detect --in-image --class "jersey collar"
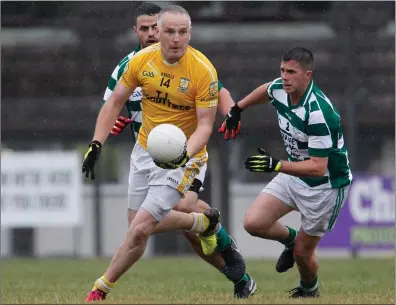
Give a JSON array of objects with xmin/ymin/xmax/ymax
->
[
  {"xmin": 162, "ymin": 59, "xmax": 179, "ymax": 66},
  {"xmin": 134, "ymin": 45, "xmax": 141, "ymax": 53},
  {"xmin": 161, "ymin": 47, "xmax": 189, "ymax": 66},
  {"xmin": 287, "ymin": 79, "xmax": 314, "ymax": 109}
]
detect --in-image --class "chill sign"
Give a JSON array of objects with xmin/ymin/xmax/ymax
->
[{"xmin": 1, "ymin": 151, "xmax": 82, "ymax": 227}]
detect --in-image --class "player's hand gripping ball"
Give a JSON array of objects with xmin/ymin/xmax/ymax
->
[{"xmin": 147, "ymin": 124, "xmax": 190, "ymax": 169}]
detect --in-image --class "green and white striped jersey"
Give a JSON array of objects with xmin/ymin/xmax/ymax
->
[
  {"xmin": 102, "ymin": 45, "xmax": 224, "ymax": 141},
  {"xmin": 267, "ymin": 78, "xmax": 353, "ymax": 189},
  {"xmin": 102, "ymin": 45, "xmax": 143, "ymax": 140}
]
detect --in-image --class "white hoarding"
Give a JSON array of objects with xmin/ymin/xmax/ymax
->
[{"xmin": 1, "ymin": 151, "xmax": 82, "ymax": 227}]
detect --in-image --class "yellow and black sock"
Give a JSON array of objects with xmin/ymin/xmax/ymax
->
[{"xmin": 188, "ymin": 212, "xmax": 209, "ymax": 233}]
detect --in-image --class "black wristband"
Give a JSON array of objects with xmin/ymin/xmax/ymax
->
[{"xmin": 90, "ymin": 140, "xmax": 102, "ymax": 148}]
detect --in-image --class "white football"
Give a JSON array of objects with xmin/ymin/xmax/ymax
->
[{"xmin": 147, "ymin": 124, "xmax": 187, "ymax": 164}]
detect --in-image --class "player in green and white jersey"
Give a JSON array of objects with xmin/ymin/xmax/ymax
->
[
  {"xmin": 220, "ymin": 47, "xmax": 352, "ymax": 298},
  {"xmin": 102, "ymin": 44, "xmax": 143, "ymax": 140},
  {"xmin": 101, "ymin": 3, "xmax": 256, "ymax": 299}
]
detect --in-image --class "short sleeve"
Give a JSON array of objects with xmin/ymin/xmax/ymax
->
[
  {"xmin": 267, "ymin": 78, "xmax": 283, "ymax": 100},
  {"xmin": 120, "ymin": 57, "xmax": 139, "ymax": 89},
  {"xmin": 307, "ymin": 101, "xmax": 332, "ymax": 157},
  {"xmin": 101, "ymin": 64, "xmax": 121, "ymax": 106},
  {"xmin": 218, "ymin": 80, "xmax": 223, "ymax": 91},
  {"xmin": 196, "ymin": 70, "xmax": 219, "ymax": 108}
]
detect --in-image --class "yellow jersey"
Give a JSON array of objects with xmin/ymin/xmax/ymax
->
[{"xmin": 120, "ymin": 43, "xmax": 218, "ymax": 157}]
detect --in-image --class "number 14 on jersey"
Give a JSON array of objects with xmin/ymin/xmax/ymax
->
[{"xmin": 160, "ymin": 77, "xmax": 170, "ymax": 88}]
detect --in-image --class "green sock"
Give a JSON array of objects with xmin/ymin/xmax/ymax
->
[
  {"xmin": 216, "ymin": 224, "xmax": 232, "ymax": 250},
  {"xmin": 238, "ymin": 274, "xmax": 249, "ymax": 283},
  {"xmin": 300, "ymin": 276, "xmax": 318, "ymax": 291},
  {"xmin": 280, "ymin": 226, "xmax": 297, "ymax": 247},
  {"xmin": 220, "ymin": 267, "xmax": 250, "ymax": 284}
]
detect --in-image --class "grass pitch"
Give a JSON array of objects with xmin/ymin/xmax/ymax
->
[{"xmin": 2, "ymin": 257, "xmax": 394, "ymax": 304}]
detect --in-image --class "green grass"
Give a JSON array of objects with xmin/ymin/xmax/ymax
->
[{"xmin": 2, "ymin": 257, "xmax": 394, "ymax": 304}]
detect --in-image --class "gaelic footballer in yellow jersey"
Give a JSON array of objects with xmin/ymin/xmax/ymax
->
[
  {"xmin": 81, "ymin": 5, "xmax": 255, "ymax": 302},
  {"xmin": 82, "ymin": 7, "xmax": 223, "ymax": 301},
  {"xmin": 120, "ymin": 42, "xmax": 219, "ymax": 158}
]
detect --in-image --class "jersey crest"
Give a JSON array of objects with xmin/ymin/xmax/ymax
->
[
  {"xmin": 178, "ymin": 77, "xmax": 190, "ymax": 93},
  {"xmin": 209, "ymin": 81, "xmax": 218, "ymax": 97}
]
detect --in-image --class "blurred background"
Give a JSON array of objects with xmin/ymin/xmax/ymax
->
[{"xmin": 1, "ymin": 1, "xmax": 395, "ymax": 260}]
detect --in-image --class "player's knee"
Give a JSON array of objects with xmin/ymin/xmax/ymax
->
[
  {"xmin": 243, "ymin": 214, "xmax": 262, "ymax": 236},
  {"xmin": 197, "ymin": 199, "xmax": 210, "ymax": 211},
  {"xmin": 293, "ymin": 243, "xmax": 304, "ymax": 261},
  {"xmin": 173, "ymin": 199, "xmax": 189, "ymax": 213},
  {"xmin": 293, "ymin": 240, "xmax": 314, "ymax": 261},
  {"xmin": 294, "ymin": 230, "xmax": 320, "ymax": 261},
  {"xmin": 141, "ymin": 185, "xmax": 182, "ymax": 221},
  {"xmin": 244, "ymin": 207, "xmax": 274, "ymax": 236},
  {"xmin": 127, "ymin": 222, "xmax": 152, "ymax": 246},
  {"xmin": 174, "ymin": 192, "xmax": 198, "ymax": 213}
]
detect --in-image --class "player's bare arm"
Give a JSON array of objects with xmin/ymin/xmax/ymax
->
[
  {"xmin": 277, "ymin": 156, "xmax": 328, "ymax": 177},
  {"xmin": 219, "ymin": 82, "xmax": 272, "ymax": 140},
  {"xmin": 218, "ymin": 87, "xmax": 235, "ymax": 116},
  {"xmin": 237, "ymin": 82, "xmax": 272, "ymax": 109},
  {"xmin": 82, "ymin": 81, "xmax": 136, "ymax": 180},
  {"xmin": 93, "ymin": 82, "xmax": 135, "ymax": 145},
  {"xmin": 186, "ymin": 106, "xmax": 217, "ymax": 158}
]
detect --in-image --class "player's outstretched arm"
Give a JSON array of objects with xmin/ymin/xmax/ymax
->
[
  {"xmin": 187, "ymin": 106, "xmax": 217, "ymax": 158},
  {"xmin": 219, "ymin": 82, "xmax": 271, "ymax": 140},
  {"xmin": 237, "ymin": 82, "xmax": 271, "ymax": 110},
  {"xmin": 82, "ymin": 82, "xmax": 135, "ymax": 180},
  {"xmin": 101, "ymin": 63, "xmax": 133, "ymax": 136}
]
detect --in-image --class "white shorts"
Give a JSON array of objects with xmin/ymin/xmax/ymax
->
[
  {"xmin": 128, "ymin": 142, "xmax": 208, "ymax": 211},
  {"xmin": 262, "ymin": 173, "xmax": 350, "ymax": 237}
]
